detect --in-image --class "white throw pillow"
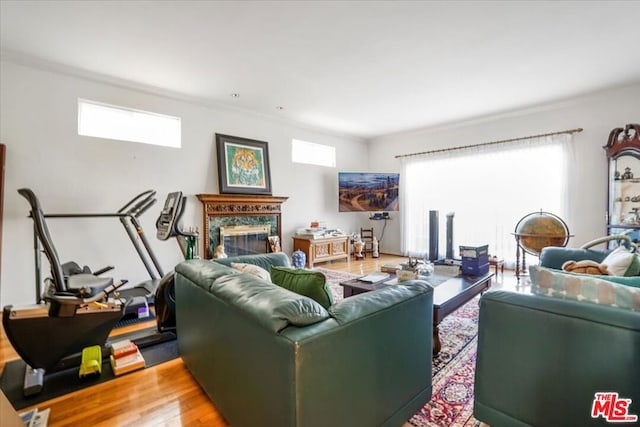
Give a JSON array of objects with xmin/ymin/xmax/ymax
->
[
  {"xmin": 601, "ymin": 246, "xmax": 640, "ymax": 277},
  {"xmin": 230, "ymin": 262, "xmax": 271, "ymax": 282}
]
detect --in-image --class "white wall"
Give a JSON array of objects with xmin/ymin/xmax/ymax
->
[
  {"xmin": 368, "ymin": 84, "xmax": 640, "ymax": 256},
  {"xmin": 0, "ymin": 59, "xmax": 368, "ymax": 306}
]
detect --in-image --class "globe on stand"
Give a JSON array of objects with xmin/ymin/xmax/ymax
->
[{"xmin": 512, "ymin": 211, "xmax": 572, "ymax": 279}]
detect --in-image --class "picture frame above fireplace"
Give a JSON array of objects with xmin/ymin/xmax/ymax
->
[{"xmin": 216, "ymin": 133, "xmax": 272, "ymax": 195}]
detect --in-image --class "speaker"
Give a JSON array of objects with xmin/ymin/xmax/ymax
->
[
  {"xmin": 446, "ymin": 212, "xmax": 455, "ymax": 259},
  {"xmin": 429, "ymin": 210, "xmax": 439, "ymax": 261}
]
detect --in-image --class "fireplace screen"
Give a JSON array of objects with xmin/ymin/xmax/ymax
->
[{"xmin": 219, "ymin": 225, "xmax": 270, "ymax": 257}]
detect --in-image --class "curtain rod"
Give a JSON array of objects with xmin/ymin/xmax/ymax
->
[{"xmin": 394, "ymin": 127, "xmax": 583, "ymax": 159}]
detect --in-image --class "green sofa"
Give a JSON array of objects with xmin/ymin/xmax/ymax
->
[
  {"xmin": 175, "ymin": 253, "xmax": 434, "ymax": 427},
  {"xmin": 474, "ymin": 246, "xmax": 640, "ymax": 426}
]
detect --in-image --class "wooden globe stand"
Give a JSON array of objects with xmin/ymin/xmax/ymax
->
[{"xmin": 512, "ymin": 211, "xmax": 572, "ymax": 280}]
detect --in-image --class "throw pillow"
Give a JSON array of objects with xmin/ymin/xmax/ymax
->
[
  {"xmin": 230, "ymin": 262, "xmax": 271, "ymax": 282},
  {"xmin": 529, "ymin": 265, "xmax": 640, "ymax": 312},
  {"xmin": 601, "ymin": 246, "xmax": 640, "ymax": 277},
  {"xmin": 270, "ymin": 266, "xmax": 334, "ymax": 309}
]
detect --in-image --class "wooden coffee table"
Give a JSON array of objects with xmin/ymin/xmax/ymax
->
[{"xmin": 340, "ymin": 272, "xmax": 493, "ymax": 355}]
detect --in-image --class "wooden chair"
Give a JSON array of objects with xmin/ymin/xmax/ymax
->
[{"xmin": 360, "ymin": 228, "xmax": 374, "ymax": 257}]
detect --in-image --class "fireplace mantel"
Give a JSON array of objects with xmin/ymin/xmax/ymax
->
[{"xmin": 197, "ymin": 194, "xmax": 288, "ymax": 258}]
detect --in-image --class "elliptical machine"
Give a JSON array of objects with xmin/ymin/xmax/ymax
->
[
  {"xmin": 43, "ymin": 190, "xmax": 164, "ymax": 310},
  {"xmin": 4, "ymin": 190, "xmax": 196, "ymax": 396},
  {"xmin": 154, "ymin": 191, "xmax": 198, "ymax": 333},
  {"xmin": 3, "ymin": 189, "xmax": 126, "ymax": 396},
  {"xmin": 38, "ymin": 190, "xmax": 197, "ymax": 320}
]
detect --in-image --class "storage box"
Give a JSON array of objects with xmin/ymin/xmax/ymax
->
[
  {"xmin": 461, "ymin": 261, "xmax": 490, "ymax": 276},
  {"xmin": 459, "ymin": 244, "xmax": 489, "ymax": 259},
  {"xmin": 461, "ymin": 255, "xmax": 489, "ymax": 267}
]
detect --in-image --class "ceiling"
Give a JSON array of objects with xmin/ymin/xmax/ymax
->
[{"xmin": 2, "ymin": 1, "xmax": 640, "ymax": 139}]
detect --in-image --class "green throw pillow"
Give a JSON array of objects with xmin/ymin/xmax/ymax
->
[{"xmin": 270, "ymin": 267, "xmax": 334, "ymax": 309}]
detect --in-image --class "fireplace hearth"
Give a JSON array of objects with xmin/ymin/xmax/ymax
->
[{"xmin": 197, "ymin": 194, "xmax": 288, "ymax": 258}]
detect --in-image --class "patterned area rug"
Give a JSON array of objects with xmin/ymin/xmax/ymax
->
[
  {"xmin": 314, "ymin": 267, "xmax": 360, "ymax": 303},
  {"xmin": 410, "ymin": 298, "xmax": 479, "ymax": 427},
  {"xmin": 315, "ymin": 267, "xmax": 479, "ymax": 427}
]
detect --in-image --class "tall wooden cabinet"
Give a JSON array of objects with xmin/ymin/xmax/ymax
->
[{"xmin": 605, "ymin": 124, "xmax": 640, "ymax": 241}]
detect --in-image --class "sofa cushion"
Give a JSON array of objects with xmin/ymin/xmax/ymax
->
[
  {"xmin": 210, "ymin": 273, "xmax": 329, "ymax": 331},
  {"xmin": 175, "ymin": 259, "xmax": 239, "ymax": 292},
  {"xmin": 539, "ymin": 247, "xmax": 608, "ymax": 270},
  {"xmin": 270, "ymin": 267, "xmax": 334, "ymax": 309},
  {"xmin": 214, "ymin": 252, "xmax": 291, "ymax": 271},
  {"xmin": 529, "ymin": 265, "xmax": 640, "ymax": 312},
  {"xmin": 231, "ymin": 262, "xmax": 271, "ymax": 282},
  {"xmin": 601, "ymin": 246, "xmax": 640, "ymax": 276}
]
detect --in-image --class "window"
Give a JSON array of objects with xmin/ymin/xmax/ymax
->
[
  {"xmin": 78, "ymin": 99, "xmax": 181, "ymax": 148},
  {"xmin": 291, "ymin": 139, "xmax": 336, "ymax": 167},
  {"xmin": 401, "ymin": 133, "xmax": 572, "ymax": 265}
]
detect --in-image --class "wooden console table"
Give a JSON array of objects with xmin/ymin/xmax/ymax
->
[{"xmin": 292, "ymin": 235, "xmax": 349, "ymax": 268}]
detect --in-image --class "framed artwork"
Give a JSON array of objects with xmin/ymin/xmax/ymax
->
[{"xmin": 216, "ymin": 133, "xmax": 272, "ymax": 195}]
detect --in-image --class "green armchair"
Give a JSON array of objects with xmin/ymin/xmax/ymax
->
[
  {"xmin": 474, "ymin": 238, "xmax": 640, "ymax": 426},
  {"xmin": 538, "ymin": 235, "xmax": 640, "ymax": 288}
]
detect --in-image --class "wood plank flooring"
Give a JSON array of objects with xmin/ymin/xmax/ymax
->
[{"xmin": 1, "ymin": 254, "xmax": 516, "ymax": 425}]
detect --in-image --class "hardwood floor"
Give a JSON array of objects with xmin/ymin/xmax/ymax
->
[{"xmin": 1, "ymin": 254, "xmax": 520, "ymax": 425}]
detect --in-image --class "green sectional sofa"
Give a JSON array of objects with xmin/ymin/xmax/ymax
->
[
  {"xmin": 175, "ymin": 253, "xmax": 434, "ymax": 427},
  {"xmin": 474, "ymin": 246, "xmax": 640, "ymax": 426}
]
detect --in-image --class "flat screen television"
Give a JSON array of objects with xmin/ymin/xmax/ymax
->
[{"xmin": 338, "ymin": 172, "xmax": 400, "ymax": 212}]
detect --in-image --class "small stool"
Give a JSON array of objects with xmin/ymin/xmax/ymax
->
[{"xmin": 489, "ymin": 258, "xmax": 504, "ymax": 276}]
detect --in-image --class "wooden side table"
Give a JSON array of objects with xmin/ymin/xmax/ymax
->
[
  {"xmin": 489, "ymin": 258, "xmax": 504, "ymax": 276},
  {"xmin": 292, "ymin": 235, "xmax": 349, "ymax": 268}
]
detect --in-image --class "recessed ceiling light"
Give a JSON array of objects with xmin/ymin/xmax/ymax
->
[{"xmin": 230, "ymin": 93, "xmax": 240, "ymax": 98}]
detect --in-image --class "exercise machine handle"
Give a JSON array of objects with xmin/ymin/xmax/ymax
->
[
  {"xmin": 45, "ymin": 280, "xmax": 128, "ymax": 305},
  {"xmin": 118, "ymin": 190, "xmax": 156, "ymax": 216}
]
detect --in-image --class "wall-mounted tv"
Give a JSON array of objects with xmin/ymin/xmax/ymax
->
[{"xmin": 338, "ymin": 172, "xmax": 400, "ymax": 212}]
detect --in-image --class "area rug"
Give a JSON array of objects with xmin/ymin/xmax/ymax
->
[
  {"xmin": 315, "ymin": 267, "xmax": 480, "ymax": 427},
  {"xmin": 314, "ymin": 267, "xmax": 361, "ymax": 303},
  {"xmin": 410, "ymin": 297, "xmax": 479, "ymax": 427}
]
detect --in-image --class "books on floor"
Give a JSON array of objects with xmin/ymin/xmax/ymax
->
[
  {"xmin": 20, "ymin": 407, "xmax": 50, "ymax": 427},
  {"xmin": 110, "ymin": 339, "xmax": 138, "ymax": 358},
  {"xmin": 109, "ymin": 339, "xmax": 146, "ymax": 376}
]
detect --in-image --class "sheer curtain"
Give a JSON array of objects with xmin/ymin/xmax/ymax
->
[{"xmin": 401, "ymin": 133, "xmax": 573, "ymax": 265}]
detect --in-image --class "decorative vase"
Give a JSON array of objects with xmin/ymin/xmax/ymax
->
[{"xmin": 292, "ymin": 250, "xmax": 306, "ymax": 268}]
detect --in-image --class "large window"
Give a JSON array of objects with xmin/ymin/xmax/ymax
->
[
  {"xmin": 291, "ymin": 139, "xmax": 336, "ymax": 167},
  {"xmin": 78, "ymin": 99, "xmax": 181, "ymax": 148},
  {"xmin": 401, "ymin": 134, "xmax": 572, "ymax": 264}
]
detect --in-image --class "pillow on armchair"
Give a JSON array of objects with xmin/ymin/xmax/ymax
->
[{"xmin": 601, "ymin": 246, "xmax": 640, "ymax": 277}]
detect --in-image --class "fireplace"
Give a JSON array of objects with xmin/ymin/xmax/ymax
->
[
  {"xmin": 197, "ymin": 194, "xmax": 288, "ymax": 258},
  {"xmin": 220, "ymin": 225, "xmax": 270, "ymax": 257}
]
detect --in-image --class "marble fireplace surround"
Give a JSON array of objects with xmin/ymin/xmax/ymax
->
[{"xmin": 197, "ymin": 194, "xmax": 288, "ymax": 259}]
